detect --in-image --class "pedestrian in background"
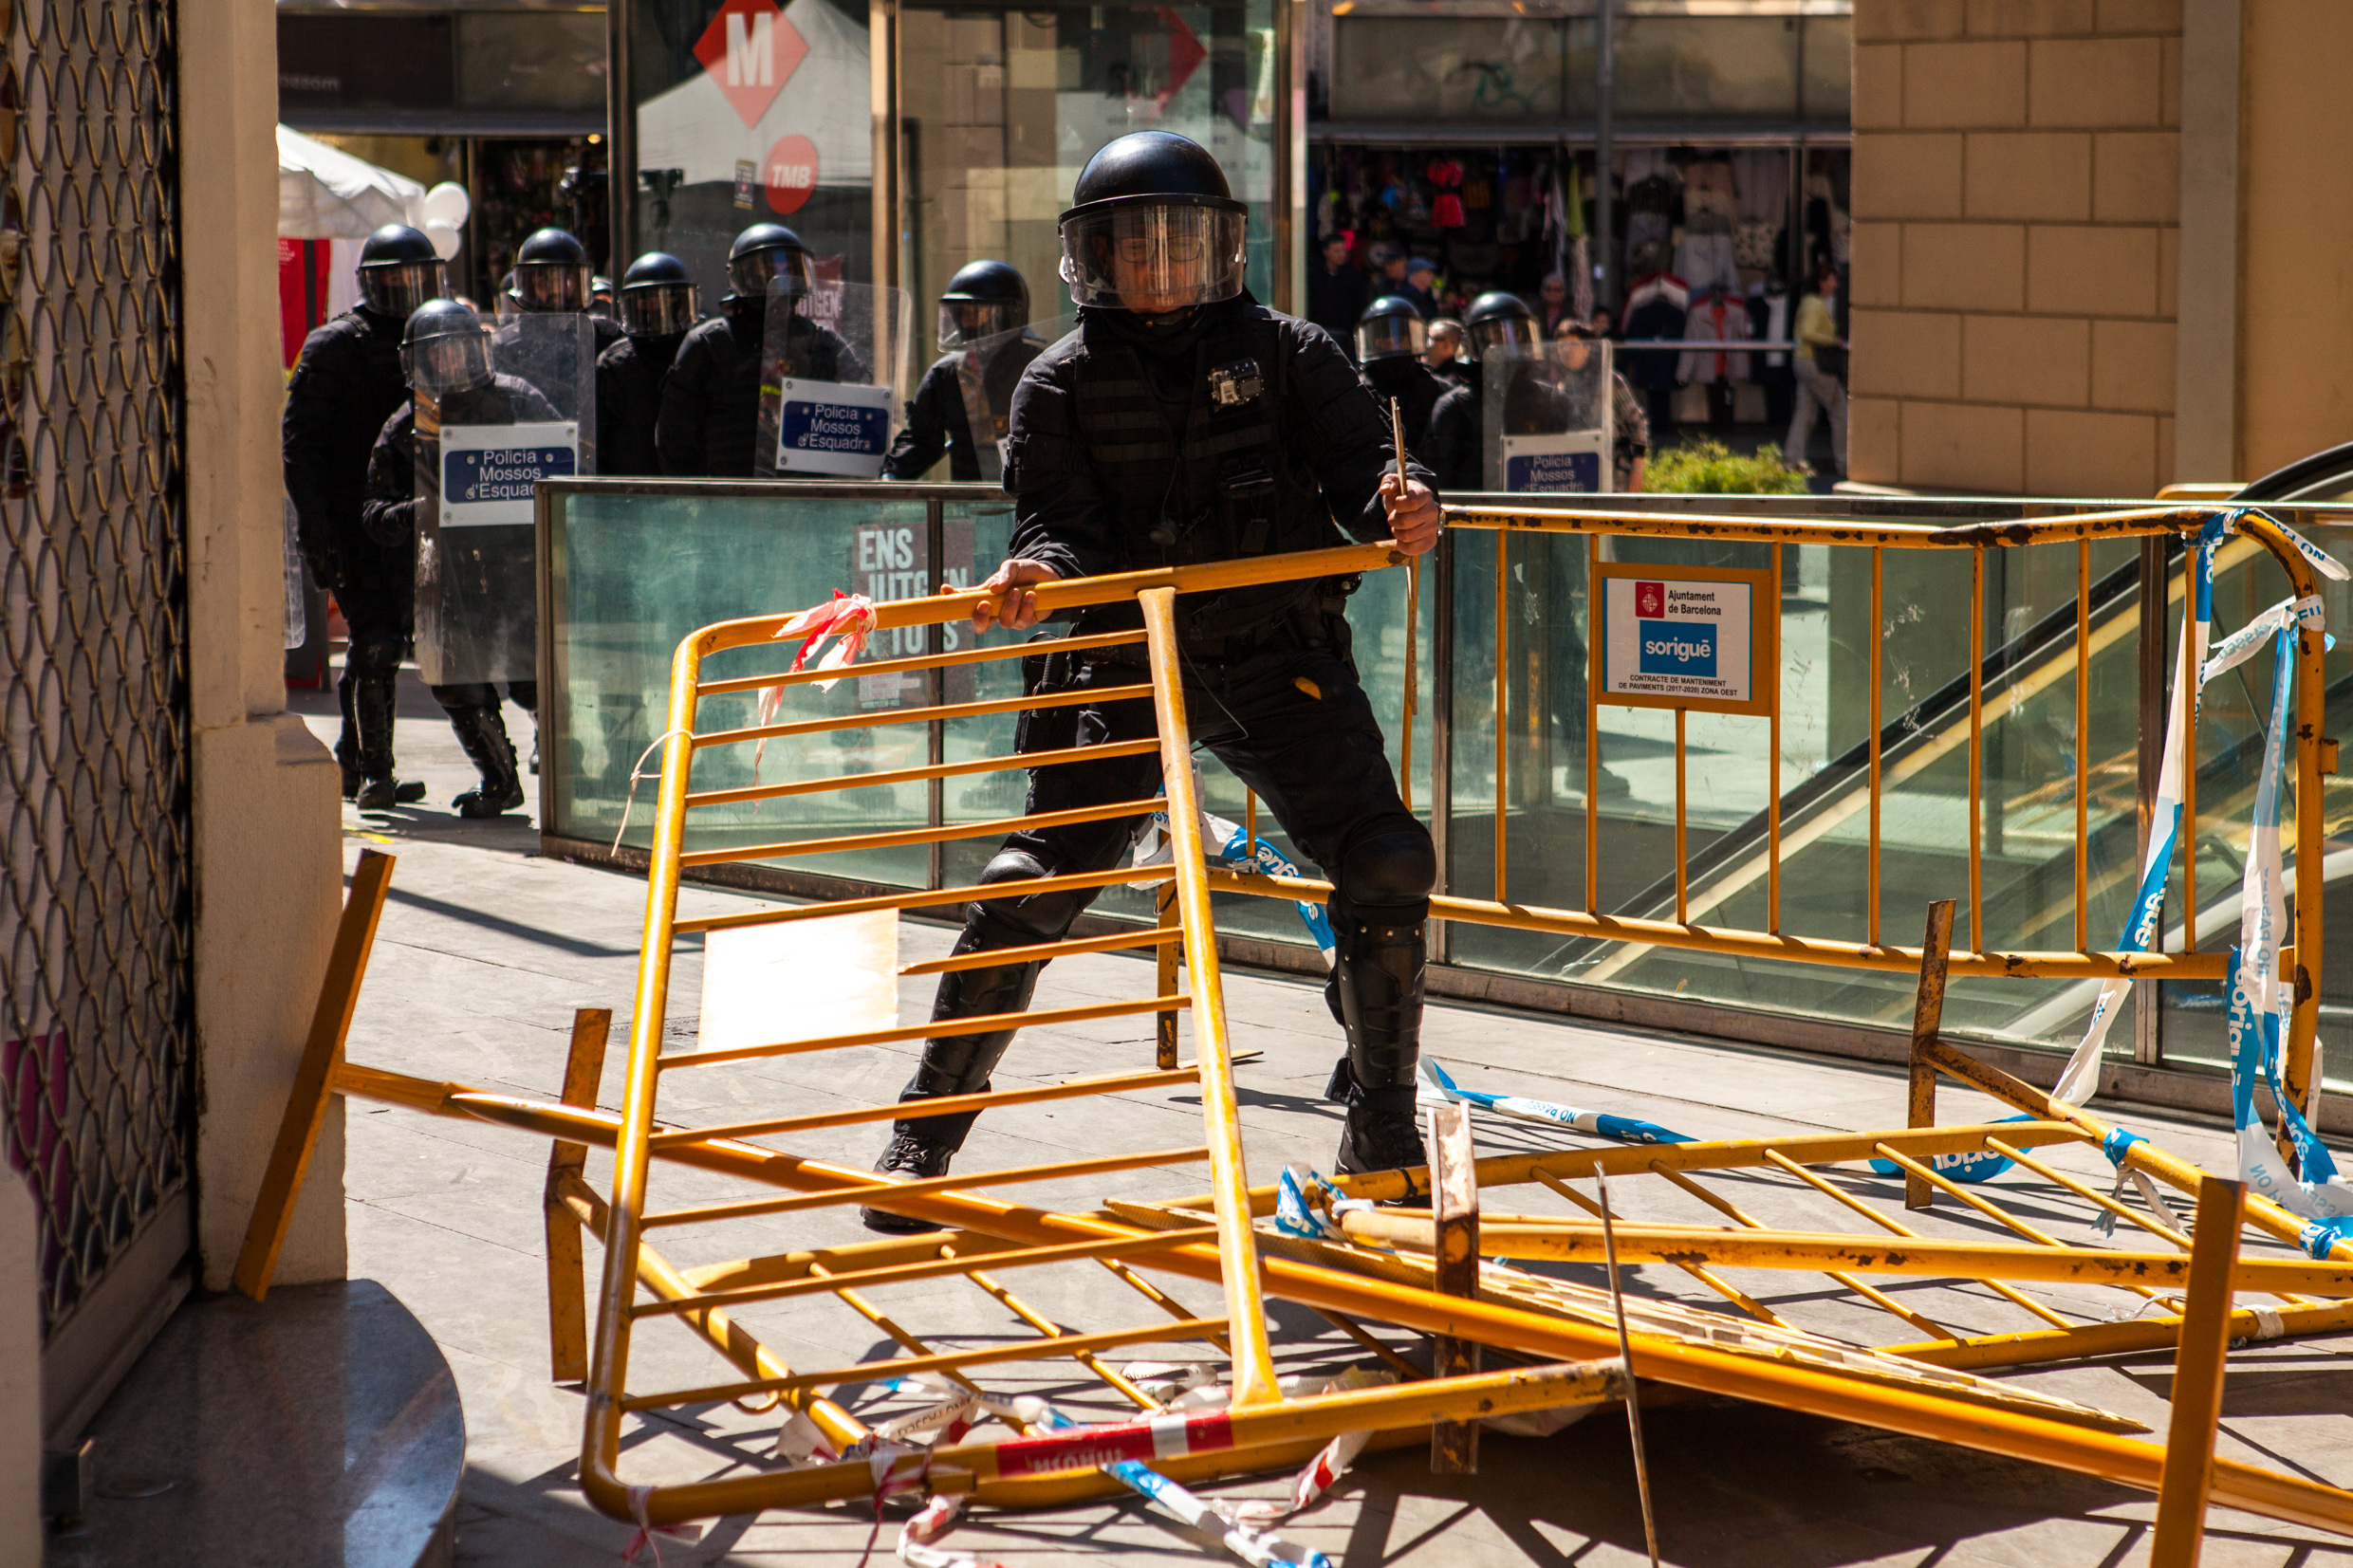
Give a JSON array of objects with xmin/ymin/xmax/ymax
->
[
  {"xmin": 1426, "ymin": 319, "xmax": 1469, "ymax": 390},
  {"xmin": 1788, "ymin": 262, "xmax": 1846, "ymax": 479},
  {"xmin": 1401, "ymin": 257, "xmax": 1439, "ymax": 320},
  {"xmin": 1561, "ymin": 323, "xmax": 1648, "ymax": 493},
  {"xmin": 1306, "ymin": 231, "xmax": 1368, "ymax": 356},
  {"xmin": 1534, "ymin": 272, "xmax": 1574, "ymax": 337}
]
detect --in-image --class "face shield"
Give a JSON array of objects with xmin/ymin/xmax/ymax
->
[
  {"xmin": 937, "ymin": 300, "xmax": 1021, "ymax": 351},
  {"xmin": 1467, "ymin": 315, "xmax": 1540, "ymax": 361},
  {"xmin": 1355, "ymin": 312, "xmax": 1427, "ymax": 363},
  {"xmin": 359, "ymin": 260, "xmax": 447, "ymax": 321},
  {"xmin": 1057, "ymin": 202, "xmax": 1246, "ymax": 312},
  {"xmin": 511, "ymin": 262, "xmax": 590, "ymax": 313},
  {"xmin": 400, "ymin": 326, "xmax": 491, "ymax": 397},
  {"xmin": 621, "ymin": 284, "xmax": 697, "ymax": 337},
  {"xmin": 729, "ymin": 246, "xmax": 815, "ymax": 304}
]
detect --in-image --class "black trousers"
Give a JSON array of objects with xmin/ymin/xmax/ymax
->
[
  {"xmin": 973, "ymin": 639, "xmax": 1432, "ymax": 945},
  {"xmin": 431, "ymin": 680, "xmax": 538, "ymax": 714}
]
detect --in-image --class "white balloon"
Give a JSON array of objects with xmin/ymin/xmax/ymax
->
[
  {"xmin": 423, "ymin": 219, "xmax": 462, "ymax": 262},
  {"xmin": 421, "ymin": 181, "xmax": 471, "ymax": 227}
]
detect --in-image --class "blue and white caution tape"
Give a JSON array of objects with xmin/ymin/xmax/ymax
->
[
  {"xmin": 1416, "ymin": 1059, "xmax": 1695, "ymax": 1145},
  {"xmin": 2084, "ymin": 1125, "xmax": 2188, "ymax": 1239},
  {"xmin": 1274, "ymin": 1165, "xmax": 1373, "ymax": 1242},
  {"xmin": 1105, "ymin": 1460, "xmax": 1335, "ymax": 1568},
  {"xmin": 1136, "ymin": 768, "xmax": 1336, "ymax": 962},
  {"xmin": 1865, "ymin": 1115, "xmax": 2034, "ymax": 1184},
  {"xmin": 2053, "ymin": 507, "xmax": 2343, "ymax": 1109}
]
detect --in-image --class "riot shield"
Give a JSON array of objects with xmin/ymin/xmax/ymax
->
[
  {"xmin": 1480, "ymin": 339, "xmax": 1617, "ymax": 494},
  {"xmin": 413, "ymin": 312, "xmax": 594, "ymax": 686},
  {"xmin": 952, "ymin": 313, "xmax": 1073, "ymax": 485},
  {"xmin": 756, "ymin": 280, "xmax": 914, "ymax": 479}
]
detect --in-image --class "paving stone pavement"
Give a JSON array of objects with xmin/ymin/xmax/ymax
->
[{"xmin": 294, "ymin": 677, "xmax": 2353, "ymax": 1567}]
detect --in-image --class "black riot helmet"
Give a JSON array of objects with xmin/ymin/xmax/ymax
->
[
  {"xmin": 1463, "ymin": 290, "xmax": 1540, "ymax": 360},
  {"xmin": 937, "ymin": 259, "xmax": 1028, "ymax": 350},
  {"xmin": 1057, "ymin": 132, "xmax": 1247, "ymax": 313},
  {"xmin": 398, "ymin": 298, "xmax": 492, "ymax": 397},
  {"xmin": 509, "ymin": 228, "xmax": 593, "ymax": 313},
  {"xmin": 1356, "ymin": 296, "xmax": 1428, "ymax": 363},
  {"xmin": 357, "ymin": 225, "xmax": 446, "ymax": 322},
  {"xmin": 619, "ymin": 251, "xmax": 697, "ymax": 338},
  {"xmin": 726, "ymin": 223, "xmax": 816, "ymax": 309}
]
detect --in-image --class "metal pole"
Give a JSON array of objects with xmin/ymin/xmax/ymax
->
[
  {"xmin": 2150, "ymin": 1176, "xmax": 2247, "ymax": 1567},
  {"xmin": 2136, "ymin": 534, "xmax": 2167, "ymax": 1065},
  {"xmin": 1594, "ymin": 0, "xmax": 1616, "ymax": 311},
  {"xmin": 605, "ymin": 0, "xmax": 633, "ymax": 275}
]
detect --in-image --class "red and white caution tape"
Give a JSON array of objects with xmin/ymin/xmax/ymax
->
[{"xmin": 752, "ymin": 590, "xmax": 877, "ymax": 777}]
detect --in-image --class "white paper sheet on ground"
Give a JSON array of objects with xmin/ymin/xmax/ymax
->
[{"xmin": 697, "ymin": 908, "xmax": 898, "ymax": 1056}]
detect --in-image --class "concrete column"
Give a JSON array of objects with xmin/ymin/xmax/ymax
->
[
  {"xmin": 2172, "ymin": 0, "xmax": 2240, "ymax": 483},
  {"xmin": 178, "ymin": 0, "xmax": 347, "ymax": 1291}
]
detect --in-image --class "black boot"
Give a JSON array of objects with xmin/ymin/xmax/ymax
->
[
  {"xmin": 351, "ymin": 673, "xmax": 426, "ymax": 810},
  {"xmin": 1325, "ymin": 914, "xmax": 1429, "ymax": 1179},
  {"xmin": 447, "ymin": 704, "xmax": 526, "ymax": 818},
  {"xmin": 335, "ymin": 674, "xmax": 362, "ymax": 800},
  {"xmin": 861, "ymin": 932, "xmax": 1044, "ymax": 1233}
]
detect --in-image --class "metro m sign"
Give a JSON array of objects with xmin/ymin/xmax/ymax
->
[{"xmin": 694, "ymin": 0, "xmax": 809, "ymax": 128}]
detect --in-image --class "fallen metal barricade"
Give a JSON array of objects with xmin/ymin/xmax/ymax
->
[{"xmin": 236, "ymin": 519, "xmax": 2353, "ymax": 1558}]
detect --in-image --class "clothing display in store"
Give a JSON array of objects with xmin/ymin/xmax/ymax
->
[{"xmin": 1746, "ymin": 280, "xmax": 1796, "ymax": 431}]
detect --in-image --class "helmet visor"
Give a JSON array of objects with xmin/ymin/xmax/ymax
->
[
  {"xmin": 1468, "ymin": 315, "xmax": 1540, "ymax": 360},
  {"xmin": 360, "ymin": 260, "xmax": 446, "ymax": 321},
  {"xmin": 513, "ymin": 262, "xmax": 590, "ymax": 313},
  {"xmin": 1058, "ymin": 203, "xmax": 1246, "ymax": 312},
  {"xmin": 621, "ymin": 283, "xmax": 697, "ymax": 337},
  {"xmin": 399, "ymin": 328, "xmax": 491, "ymax": 397},
  {"xmin": 937, "ymin": 300, "xmax": 1020, "ymax": 351},
  {"xmin": 730, "ymin": 246, "xmax": 815, "ymax": 302},
  {"xmin": 1355, "ymin": 313, "xmax": 1426, "ymax": 363}
]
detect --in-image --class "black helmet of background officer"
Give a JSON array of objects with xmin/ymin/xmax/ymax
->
[
  {"xmin": 1462, "ymin": 290, "xmax": 1541, "ymax": 361},
  {"xmin": 1356, "ymin": 295, "xmax": 1428, "ymax": 364},
  {"xmin": 508, "ymin": 228, "xmax": 593, "ymax": 314},
  {"xmin": 1057, "ymin": 131, "xmax": 1246, "ymax": 323},
  {"xmin": 936, "ymin": 259, "xmax": 1028, "ymax": 351},
  {"xmin": 723, "ymin": 223, "xmax": 816, "ymax": 328},
  {"xmin": 357, "ymin": 225, "xmax": 446, "ymax": 323},
  {"xmin": 399, "ymin": 299, "xmax": 492, "ymax": 397},
  {"xmin": 619, "ymin": 251, "xmax": 697, "ymax": 338}
]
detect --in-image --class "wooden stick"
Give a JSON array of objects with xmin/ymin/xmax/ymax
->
[
  {"xmin": 232, "ymin": 849, "xmax": 397, "ymax": 1301},
  {"xmin": 1427, "ymin": 1102, "xmax": 1480, "ymax": 1473},
  {"xmin": 1906, "ymin": 899, "xmax": 1955, "ymax": 1211},
  {"xmin": 545, "ymin": 1007, "xmax": 612, "ymax": 1383}
]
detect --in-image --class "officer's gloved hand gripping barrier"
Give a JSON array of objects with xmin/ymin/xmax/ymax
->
[
  {"xmin": 238, "ymin": 508, "xmax": 2353, "ymax": 1560},
  {"xmin": 413, "ymin": 311, "xmax": 595, "ymax": 687}
]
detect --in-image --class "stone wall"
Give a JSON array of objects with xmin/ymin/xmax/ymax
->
[{"xmin": 1848, "ymin": 0, "xmax": 2182, "ymax": 495}]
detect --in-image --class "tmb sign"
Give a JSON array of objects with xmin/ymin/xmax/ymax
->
[{"xmin": 694, "ymin": 0, "xmax": 808, "ymax": 127}]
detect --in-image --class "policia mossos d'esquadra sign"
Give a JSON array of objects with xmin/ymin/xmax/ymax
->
[{"xmin": 1593, "ymin": 563, "xmax": 1775, "ymax": 716}]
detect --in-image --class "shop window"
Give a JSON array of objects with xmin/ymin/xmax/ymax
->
[
  {"xmin": 457, "ymin": 12, "xmax": 610, "ymax": 114},
  {"xmin": 1329, "ymin": 17, "xmax": 1572, "ymax": 123},
  {"xmin": 1613, "ymin": 16, "xmax": 1800, "ymax": 121}
]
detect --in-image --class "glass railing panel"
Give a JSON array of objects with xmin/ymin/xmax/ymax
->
[{"xmin": 545, "ymin": 486, "xmax": 938, "ymax": 889}]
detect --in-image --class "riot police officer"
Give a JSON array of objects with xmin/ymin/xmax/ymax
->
[
  {"xmin": 862, "ymin": 131, "xmax": 1441, "ymax": 1232},
  {"xmin": 1355, "ymin": 295, "xmax": 1448, "ymax": 464},
  {"xmin": 1424, "ymin": 290, "xmax": 1551, "ymax": 493},
  {"xmin": 284, "ymin": 223, "xmax": 444, "ymax": 809},
  {"xmin": 657, "ymin": 223, "xmax": 864, "ymax": 477},
  {"xmin": 881, "ymin": 259, "xmax": 1044, "ymax": 481},
  {"xmin": 597, "ymin": 252, "xmax": 696, "ymax": 478},
  {"xmin": 360, "ymin": 300, "xmax": 560, "ymax": 818},
  {"xmin": 506, "ymin": 227, "xmax": 621, "ymax": 355}
]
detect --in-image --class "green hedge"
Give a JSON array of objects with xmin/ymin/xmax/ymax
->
[{"xmin": 1646, "ymin": 438, "xmax": 1809, "ymax": 495}]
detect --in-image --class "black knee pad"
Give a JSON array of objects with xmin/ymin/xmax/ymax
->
[
  {"xmin": 346, "ymin": 631, "xmax": 406, "ymax": 678},
  {"xmin": 1339, "ymin": 826, "xmax": 1436, "ymax": 911},
  {"xmin": 968, "ymin": 849, "xmax": 1087, "ymax": 945}
]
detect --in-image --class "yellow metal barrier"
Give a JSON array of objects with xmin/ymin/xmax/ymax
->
[{"xmin": 235, "ymin": 506, "xmax": 2353, "ymax": 1553}]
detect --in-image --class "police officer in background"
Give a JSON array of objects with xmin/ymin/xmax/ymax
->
[
  {"xmin": 862, "ymin": 130, "xmax": 1441, "ymax": 1232},
  {"xmin": 658, "ymin": 223, "xmax": 863, "ymax": 477},
  {"xmin": 597, "ymin": 252, "xmax": 696, "ymax": 477},
  {"xmin": 882, "ymin": 260, "xmax": 1043, "ymax": 481},
  {"xmin": 505, "ymin": 228, "xmax": 621, "ymax": 355},
  {"xmin": 1355, "ymin": 295, "xmax": 1447, "ymax": 463},
  {"xmin": 283, "ymin": 223, "xmax": 444, "ymax": 810},
  {"xmin": 360, "ymin": 300, "xmax": 560, "ymax": 819},
  {"xmin": 1424, "ymin": 289, "xmax": 1547, "ymax": 493}
]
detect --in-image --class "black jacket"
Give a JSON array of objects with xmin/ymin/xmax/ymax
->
[
  {"xmin": 1003, "ymin": 296, "xmax": 1429, "ymax": 645},
  {"xmin": 361, "ymin": 375, "xmax": 564, "ymax": 548},
  {"xmin": 882, "ymin": 339, "xmax": 1046, "ymax": 482},
  {"xmin": 1425, "ymin": 379, "xmax": 1482, "ymax": 494},
  {"xmin": 1304, "ymin": 261, "xmax": 1368, "ymax": 354},
  {"xmin": 283, "ymin": 306, "xmax": 411, "ymax": 592},
  {"xmin": 596, "ymin": 332, "xmax": 684, "ymax": 478},
  {"xmin": 656, "ymin": 307, "xmax": 865, "ymax": 477},
  {"xmin": 1361, "ymin": 356, "xmax": 1447, "ymax": 466}
]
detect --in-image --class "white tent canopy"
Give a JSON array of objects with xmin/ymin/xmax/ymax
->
[{"xmin": 278, "ymin": 124, "xmax": 424, "ymax": 240}]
